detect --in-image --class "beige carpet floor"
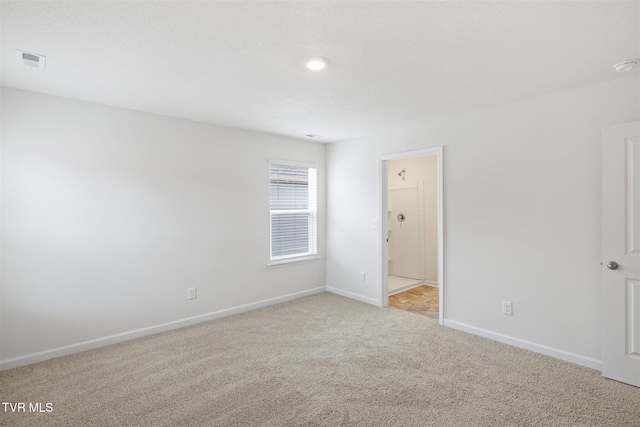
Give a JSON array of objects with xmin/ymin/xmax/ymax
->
[{"xmin": 1, "ymin": 292, "xmax": 639, "ymax": 426}]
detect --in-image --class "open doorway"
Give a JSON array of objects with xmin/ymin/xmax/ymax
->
[{"xmin": 379, "ymin": 147, "xmax": 444, "ymax": 324}]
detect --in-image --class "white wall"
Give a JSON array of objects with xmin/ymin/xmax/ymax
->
[
  {"xmin": 387, "ymin": 156, "xmax": 439, "ymax": 283},
  {"xmin": 0, "ymin": 88, "xmax": 326, "ymax": 365},
  {"xmin": 326, "ymin": 75, "xmax": 639, "ymax": 364}
]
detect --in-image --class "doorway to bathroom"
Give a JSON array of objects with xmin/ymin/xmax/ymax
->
[{"xmin": 379, "ymin": 147, "xmax": 443, "ymax": 324}]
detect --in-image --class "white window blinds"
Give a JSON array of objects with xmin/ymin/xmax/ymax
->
[{"xmin": 269, "ymin": 162, "xmax": 317, "ymax": 262}]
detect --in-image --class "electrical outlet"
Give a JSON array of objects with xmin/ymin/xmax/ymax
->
[
  {"xmin": 188, "ymin": 287, "xmax": 197, "ymax": 300},
  {"xmin": 371, "ymin": 219, "xmax": 378, "ymax": 229},
  {"xmin": 502, "ymin": 301, "xmax": 513, "ymax": 315},
  {"xmin": 359, "ymin": 272, "xmax": 365, "ymax": 282}
]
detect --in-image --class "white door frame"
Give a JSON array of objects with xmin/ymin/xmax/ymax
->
[{"xmin": 378, "ymin": 147, "xmax": 444, "ymax": 325}]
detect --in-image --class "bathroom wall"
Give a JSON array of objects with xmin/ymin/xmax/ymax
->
[{"xmin": 387, "ymin": 156, "xmax": 439, "ymax": 284}]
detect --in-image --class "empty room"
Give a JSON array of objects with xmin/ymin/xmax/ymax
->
[{"xmin": 1, "ymin": 1, "xmax": 639, "ymax": 425}]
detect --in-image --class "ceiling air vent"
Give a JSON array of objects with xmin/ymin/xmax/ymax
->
[{"xmin": 15, "ymin": 50, "xmax": 46, "ymax": 71}]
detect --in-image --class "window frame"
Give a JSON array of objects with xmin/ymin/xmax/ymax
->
[{"xmin": 268, "ymin": 159, "xmax": 319, "ymax": 266}]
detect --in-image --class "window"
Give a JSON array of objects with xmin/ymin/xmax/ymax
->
[{"xmin": 269, "ymin": 161, "xmax": 317, "ymax": 264}]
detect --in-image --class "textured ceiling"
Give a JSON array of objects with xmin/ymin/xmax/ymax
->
[{"xmin": 1, "ymin": 1, "xmax": 639, "ymax": 143}]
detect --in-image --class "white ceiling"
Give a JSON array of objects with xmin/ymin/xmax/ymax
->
[{"xmin": 1, "ymin": 1, "xmax": 638, "ymax": 143}]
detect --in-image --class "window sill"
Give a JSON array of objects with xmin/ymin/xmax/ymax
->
[{"xmin": 268, "ymin": 255, "xmax": 321, "ymax": 268}]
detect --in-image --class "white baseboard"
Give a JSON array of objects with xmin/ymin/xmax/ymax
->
[
  {"xmin": 0, "ymin": 287, "xmax": 325, "ymax": 371},
  {"xmin": 326, "ymin": 286, "xmax": 379, "ymax": 306},
  {"xmin": 443, "ymin": 319, "xmax": 602, "ymax": 371},
  {"xmin": 388, "ymin": 282, "xmax": 423, "ymax": 296},
  {"xmin": 388, "ymin": 280, "xmax": 438, "ymax": 296}
]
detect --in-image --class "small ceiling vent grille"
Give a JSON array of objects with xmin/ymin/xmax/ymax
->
[{"xmin": 15, "ymin": 50, "xmax": 46, "ymax": 71}]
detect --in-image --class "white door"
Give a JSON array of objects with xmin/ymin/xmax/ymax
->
[{"xmin": 602, "ymin": 121, "xmax": 640, "ymax": 387}]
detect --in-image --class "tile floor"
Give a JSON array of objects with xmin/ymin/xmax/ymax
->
[{"xmin": 388, "ymin": 285, "xmax": 439, "ymax": 319}]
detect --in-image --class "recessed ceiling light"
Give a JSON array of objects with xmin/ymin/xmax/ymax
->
[
  {"xmin": 613, "ymin": 59, "xmax": 639, "ymax": 73},
  {"xmin": 306, "ymin": 57, "xmax": 329, "ymax": 71}
]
